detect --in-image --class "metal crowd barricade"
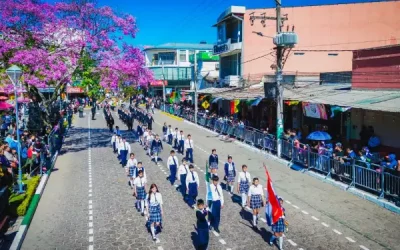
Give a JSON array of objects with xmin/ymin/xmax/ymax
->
[
  {"xmin": 226, "ymin": 124, "xmax": 236, "ymax": 136},
  {"xmin": 280, "ymin": 140, "xmax": 293, "ymax": 160},
  {"xmin": 253, "ymin": 130, "xmax": 265, "ymax": 148},
  {"xmin": 384, "ymin": 171, "xmax": 400, "ymax": 198},
  {"xmin": 353, "ymin": 161, "xmax": 383, "ymax": 195},
  {"xmin": 243, "ymin": 129, "xmax": 255, "ymax": 145},
  {"xmin": 308, "ymin": 151, "xmax": 331, "ymax": 174}
]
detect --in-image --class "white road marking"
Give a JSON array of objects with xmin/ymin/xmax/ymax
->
[
  {"xmin": 287, "ymin": 239, "xmax": 297, "ymax": 246},
  {"xmin": 88, "ymin": 193, "xmax": 92, "ymax": 197},
  {"xmin": 260, "ymin": 218, "xmax": 266, "ymax": 223},
  {"xmin": 212, "ymin": 231, "xmax": 220, "ymax": 237},
  {"xmin": 292, "ymin": 205, "xmax": 299, "ymax": 209},
  {"xmin": 89, "ymin": 216, "xmax": 93, "ymax": 221},
  {"xmin": 299, "ymin": 248, "xmax": 304, "ymax": 250},
  {"xmin": 174, "ymin": 184, "xmax": 179, "ymax": 188},
  {"xmin": 360, "ymin": 245, "xmax": 369, "ymax": 250},
  {"xmin": 333, "ymin": 229, "xmax": 342, "ymax": 235},
  {"xmin": 345, "ymin": 237, "xmax": 356, "ymax": 243},
  {"xmin": 89, "ymin": 236, "xmax": 93, "ymax": 242},
  {"xmin": 89, "ymin": 228, "xmax": 93, "ymax": 235},
  {"xmin": 89, "ymin": 210, "xmax": 93, "ymax": 215},
  {"xmin": 219, "ymin": 239, "xmax": 226, "ymax": 245},
  {"xmin": 286, "ymin": 200, "xmax": 291, "ymax": 204},
  {"xmin": 321, "ymin": 222, "xmax": 329, "ymax": 227},
  {"xmin": 155, "ymin": 238, "xmax": 161, "ymax": 243},
  {"xmin": 301, "ymin": 210, "xmax": 309, "ymax": 215},
  {"xmin": 88, "ymin": 245, "xmax": 93, "ymax": 250},
  {"xmin": 89, "ymin": 205, "xmax": 93, "ymax": 209},
  {"xmin": 89, "ymin": 222, "xmax": 93, "ymax": 227},
  {"xmin": 157, "ymin": 247, "xmax": 164, "ymax": 250},
  {"xmin": 89, "ymin": 189, "xmax": 92, "ymax": 193},
  {"xmin": 89, "ymin": 200, "xmax": 92, "ymax": 204},
  {"xmin": 199, "ymin": 169, "xmax": 204, "ymax": 172},
  {"xmin": 311, "ymin": 216, "xmax": 320, "ymax": 221},
  {"xmin": 89, "ymin": 184, "xmax": 92, "ymax": 188}
]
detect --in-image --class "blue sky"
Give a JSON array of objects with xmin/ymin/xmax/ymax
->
[{"xmin": 99, "ymin": 0, "xmax": 387, "ymax": 47}]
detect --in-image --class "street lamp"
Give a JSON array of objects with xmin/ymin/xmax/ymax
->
[{"xmin": 6, "ymin": 65, "xmax": 24, "ymax": 193}]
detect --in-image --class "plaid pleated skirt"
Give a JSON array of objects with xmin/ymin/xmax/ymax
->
[
  {"xmin": 227, "ymin": 170, "xmax": 235, "ymax": 182},
  {"xmin": 239, "ymin": 180, "xmax": 249, "ymax": 194},
  {"xmin": 271, "ymin": 218, "xmax": 285, "ymax": 233},
  {"xmin": 136, "ymin": 186, "xmax": 146, "ymax": 200},
  {"xmin": 128, "ymin": 166, "xmax": 136, "ymax": 177},
  {"xmin": 148, "ymin": 204, "xmax": 162, "ymax": 223},
  {"xmin": 250, "ymin": 194, "xmax": 262, "ymax": 209},
  {"xmin": 210, "ymin": 162, "xmax": 218, "ymax": 170},
  {"xmin": 153, "ymin": 146, "xmax": 161, "ymax": 153}
]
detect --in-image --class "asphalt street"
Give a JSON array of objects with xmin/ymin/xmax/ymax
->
[{"xmin": 21, "ymin": 108, "xmax": 400, "ymax": 250}]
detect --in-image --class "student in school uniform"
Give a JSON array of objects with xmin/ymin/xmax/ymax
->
[
  {"xmin": 269, "ymin": 198, "xmax": 286, "ymax": 249},
  {"xmin": 146, "ymin": 183, "xmax": 164, "ymax": 241},
  {"xmin": 184, "ymin": 134, "xmax": 194, "ymax": 163},
  {"xmin": 162, "ymin": 122, "xmax": 168, "ymax": 141},
  {"xmin": 178, "ymin": 130, "xmax": 185, "ymax": 154},
  {"xmin": 133, "ymin": 170, "xmax": 147, "ymax": 215},
  {"xmin": 126, "ymin": 153, "xmax": 138, "ymax": 188},
  {"xmin": 137, "ymin": 122, "xmax": 144, "ymax": 144},
  {"xmin": 195, "ymin": 199, "xmax": 210, "ymax": 250},
  {"xmin": 237, "ymin": 164, "xmax": 251, "ymax": 209},
  {"xmin": 208, "ymin": 149, "xmax": 218, "ymax": 170},
  {"xmin": 151, "ymin": 134, "xmax": 163, "ymax": 163},
  {"xmin": 173, "ymin": 128, "xmax": 179, "ymax": 149},
  {"xmin": 224, "ymin": 156, "xmax": 236, "ymax": 194},
  {"xmin": 143, "ymin": 128, "xmax": 149, "ymax": 149},
  {"xmin": 247, "ymin": 178, "xmax": 265, "ymax": 227},
  {"xmin": 186, "ymin": 164, "xmax": 200, "ymax": 208},
  {"xmin": 167, "ymin": 150, "xmax": 179, "ymax": 185},
  {"xmin": 167, "ymin": 125, "xmax": 173, "ymax": 145},
  {"xmin": 111, "ymin": 132, "xmax": 117, "ymax": 153},
  {"xmin": 118, "ymin": 137, "xmax": 131, "ymax": 167},
  {"xmin": 177, "ymin": 158, "xmax": 189, "ymax": 197},
  {"xmin": 114, "ymin": 126, "xmax": 121, "ymax": 136},
  {"xmin": 135, "ymin": 162, "xmax": 147, "ymax": 180},
  {"xmin": 115, "ymin": 135, "xmax": 122, "ymax": 160},
  {"xmin": 210, "ymin": 175, "xmax": 224, "ymax": 233},
  {"xmin": 146, "ymin": 131, "xmax": 154, "ymax": 156}
]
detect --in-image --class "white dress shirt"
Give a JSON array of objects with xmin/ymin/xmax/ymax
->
[
  {"xmin": 184, "ymin": 139, "xmax": 194, "ymax": 149},
  {"xmin": 248, "ymin": 184, "xmax": 264, "ymax": 197},
  {"xmin": 143, "ymin": 131, "xmax": 149, "ymax": 138},
  {"xmin": 147, "ymin": 135, "xmax": 154, "ymax": 142},
  {"xmin": 178, "ymin": 164, "xmax": 189, "ymax": 175},
  {"xmin": 167, "ymin": 128, "xmax": 173, "ymax": 135},
  {"xmin": 118, "ymin": 141, "xmax": 131, "ymax": 155},
  {"xmin": 210, "ymin": 184, "xmax": 224, "ymax": 206},
  {"xmin": 237, "ymin": 171, "xmax": 251, "ymax": 183},
  {"xmin": 133, "ymin": 176, "xmax": 147, "ymax": 187},
  {"xmin": 178, "ymin": 134, "xmax": 185, "ymax": 141},
  {"xmin": 115, "ymin": 139, "xmax": 122, "ymax": 152},
  {"xmin": 226, "ymin": 162, "xmax": 234, "ymax": 171},
  {"xmin": 146, "ymin": 192, "xmax": 163, "ymax": 207},
  {"xmin": 186, "ymin": 171, "xmax": 200, "ymax": 189},
  {"xmin": 126, "ymin": 158, "xmax": 138, "ymax": 167},
  {"xmin": 167, "ymin": 155, "xmax": 179, "ymax": 167},
  {"xmin": 173, "ymin": 131, "xmax": 179, "ymax": 139},
  {"xmin": 111, "ymin": 135, "xmax": 116, "ymax": 144}
]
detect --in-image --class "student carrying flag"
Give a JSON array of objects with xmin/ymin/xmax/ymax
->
[
  {"xmin": 205, "ymin": 161, "xmax": 213, "ymax": 208},
  {"xmin": 263, "ymin": 163, "xmax": 286, "ymax": 250}
]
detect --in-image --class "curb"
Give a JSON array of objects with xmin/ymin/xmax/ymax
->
[
  {"xmin": 160, "ymin": 111, "xmax": 184, "ymax": 121},
  {"xmin": 181, "ymin": 118, "xmax": 400, "ymax": 215},
  {"xmin": 10, "ymin": 146, "xmax": 61, "ymax": 250}
]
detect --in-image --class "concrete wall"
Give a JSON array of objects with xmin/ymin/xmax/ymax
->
[{"xmin": 242, "ymin": 1, "xmax": 400, "ymax": 77}]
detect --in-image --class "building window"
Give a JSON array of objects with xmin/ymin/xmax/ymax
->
[
  {"xmin": 328, "ymin": 53, "xmax": 338, "ymax": 56},
  {"xmin": 294, "ymin": 52, "xmax": 304, "ymax": 56},
  {"xmin": 179, "ymin": 50, "xmax": 187, "ymax": 62},
  {"xmin": 159, "ymin": 52, "xmax": 175, "ymax": 64}
]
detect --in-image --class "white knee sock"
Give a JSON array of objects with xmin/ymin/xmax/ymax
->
[
  {"xmin": 253, "ymin": 215, "xmax": 257, "ymax": 226},
  {"xmin": 150, "ymin": 225, "xmax": 156, "ymax": 238},
  {"xmin": 140, "ymin": 200, "xmax": 144, "ymax": 212},
  {"xmin": 230, "ymin": 185, "xmax": 234, "ymax": 193},
  {"xmin": 241, "ymin": 193, "xmax": 247, "ymax": 207},
  {"xmin": 279, "ymin": 236, "xmax": 283, "ymax": 249}
]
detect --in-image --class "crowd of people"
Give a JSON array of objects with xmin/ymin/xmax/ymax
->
[{"xmin": 101, "ymin": 97, "xmax": 288, "ymax": 250}]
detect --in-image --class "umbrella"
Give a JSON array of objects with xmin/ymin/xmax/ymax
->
[
  {"xmin": 17, "ymin": 97, "xmax": 30, "ymax": 103},
  {"xmin": 0, "ymin": 101, "xmax": 13, "ymax": 110},
  {"xmin": 307, "ymin": 131, "xmax": 332, "ymax": 141}
]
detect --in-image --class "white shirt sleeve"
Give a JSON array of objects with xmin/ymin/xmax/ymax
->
[
  {"xmin": 195, "ymin": 172, "xmax": 200, "ymax": 187},
  {"xmin": 219, "ymin": 185, "xmax": 224, "ymax": 206},
  {"xmin": 157, "ymin": 193, "xmax": 163, "ymax": 205}
]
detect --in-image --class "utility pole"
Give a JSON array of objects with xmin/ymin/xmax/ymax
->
[
  {"xmin": 194, "ymin": 50, "xmax": 198, "ymax": 124},
  {"xmin": 162, "ymin": 63, "xmax": 166, "ymax": 112},
  {"xmin": 275, "ymin": 0, "xmax": 284, "ymax": 157}
]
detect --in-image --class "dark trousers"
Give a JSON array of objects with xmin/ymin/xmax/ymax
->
[
  {"xmin": 127, "ymin": 123, "xmax": 133, "ymax": 131},
  {"xmin": 186, "ymin": 148, "xmax": 193, "ymax": 163},
  {"xmin": 169, "ymin": 164, "xmax": 177, "ymax": 185},
  {"xmin": 92, "ymin": 112, "xmax": 95, "ymax": 120},
  {"xmin": 197, "ymin": 226, "xmax": 209, "ymax": 250},
  {"xmin": 211, "ymin": 200, "xmax": 221, "ymax": 230},
  {"xmin": 168, "ymin": 134, "xmax": 173, "ymax": 144},
  {"xmin": 178, "ymin": 140, "xmax": 184, "ymax": 154},
  {"xmin": 180, "ymin": 174, "xmax": 187, "ymax": 197},
  {"xmin": 174, "ymin": 138, "xmax": 178, "ymax": 148}
]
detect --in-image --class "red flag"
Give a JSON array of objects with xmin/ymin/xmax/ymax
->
[{"xmin": 264, "ymin": 164, "xmax": 283, "ymax": 224}]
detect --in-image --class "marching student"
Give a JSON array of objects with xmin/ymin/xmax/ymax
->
[
  {"xmin": 137, "ymin": 122, "xmax": 144, "ymax": 144},
  {"xmin": 167, "ymin": 125, "xmax": 173, "ymax": 145},
  {"xmin": 167, "ymin": 150, "xmax": 179, "ymax": 185},
  {"xmin": 178, "ymin": 130, "xmax": 185, "ymax": 154},
  {"xmin": 209, "ymin": 149, "xmax": 219, "ymax": 170},
  {"xmin": 162, "ymin": 122, "xmax": 168, "ymax": 141},
  {"xmin": 143, "ymin": 128, "xmax": 149, "ymax": 149},
  {"xmin": 135, "ymin": 161, "xmax": 147, "ymax": 179},
  {"xmin": 151, "ymin": 134, "xmax": 163, "ymax": 163},
  {"xmin": 195, "ymin": 199, "xmax": 210, "ymax": 250},
  {"xmin": 185, "ymin": 134, "xmax": 194, "ymax": 163},
  {"xmin": 247, "ymin": 178, "xmax": 265, "ymax": 227},
  {"xmin": 111, "ymin": 132, "xmax": 117, "ymax": 153},
  {"xmin": 146, "ymin": 131, "xmax": 154, "ymax": 156},
  {"xmin": 115, "ymin": 135, "xmax": 122, "ymax": 160},
  {"xmin": 126, "ymin": 153, "xmax": 138, "ymax": 188},
  {"xmin": 224, "ymin": 156, "xmax": 236, "ymax": 194},
  {"xmin": 269, "ymin": 198, "xmax": 286, "ymax": 250},
  {"xmin": 210, "ymin": 175, "xmax": 224, "ymax": 233},
  {"xmin": 114, "ymin": 126, "xmax": 121, "ymax": 136},
  {"xmin": 186, "ymin": 164, "xmax": 200, "ymax": 208},
  {"xmin": 118, "ymin": 137, "xmax": 131, "ymax": 167},
  {"xmin": 146, "ymin": 183, "xmax": 164, "ymax": 241},
  {"xmin": 237, "ymin": 164, "xmax": 251, "ymax": 209},
  {"xmin": 173, "ymin": 128, "xmax": 179, "ymax": 149},
  {"xmin": 178, "ymin": 158, "xmax": 189, "ymax": 197},
  {"xmin": 133, "ymin": 170, "xmax": 147, "ymax": 215}
]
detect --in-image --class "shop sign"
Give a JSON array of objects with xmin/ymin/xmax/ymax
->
[
  {"xmin": 67, "ymin": 87, "xmax": 84, "ymax": 93},
  {"xmin": 213, "ymin": 43, "xmax": 230, "ymax": 55},
  {"xmin": 150, "ymin": 80, "xmax": 168, "ymax": 87}
]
